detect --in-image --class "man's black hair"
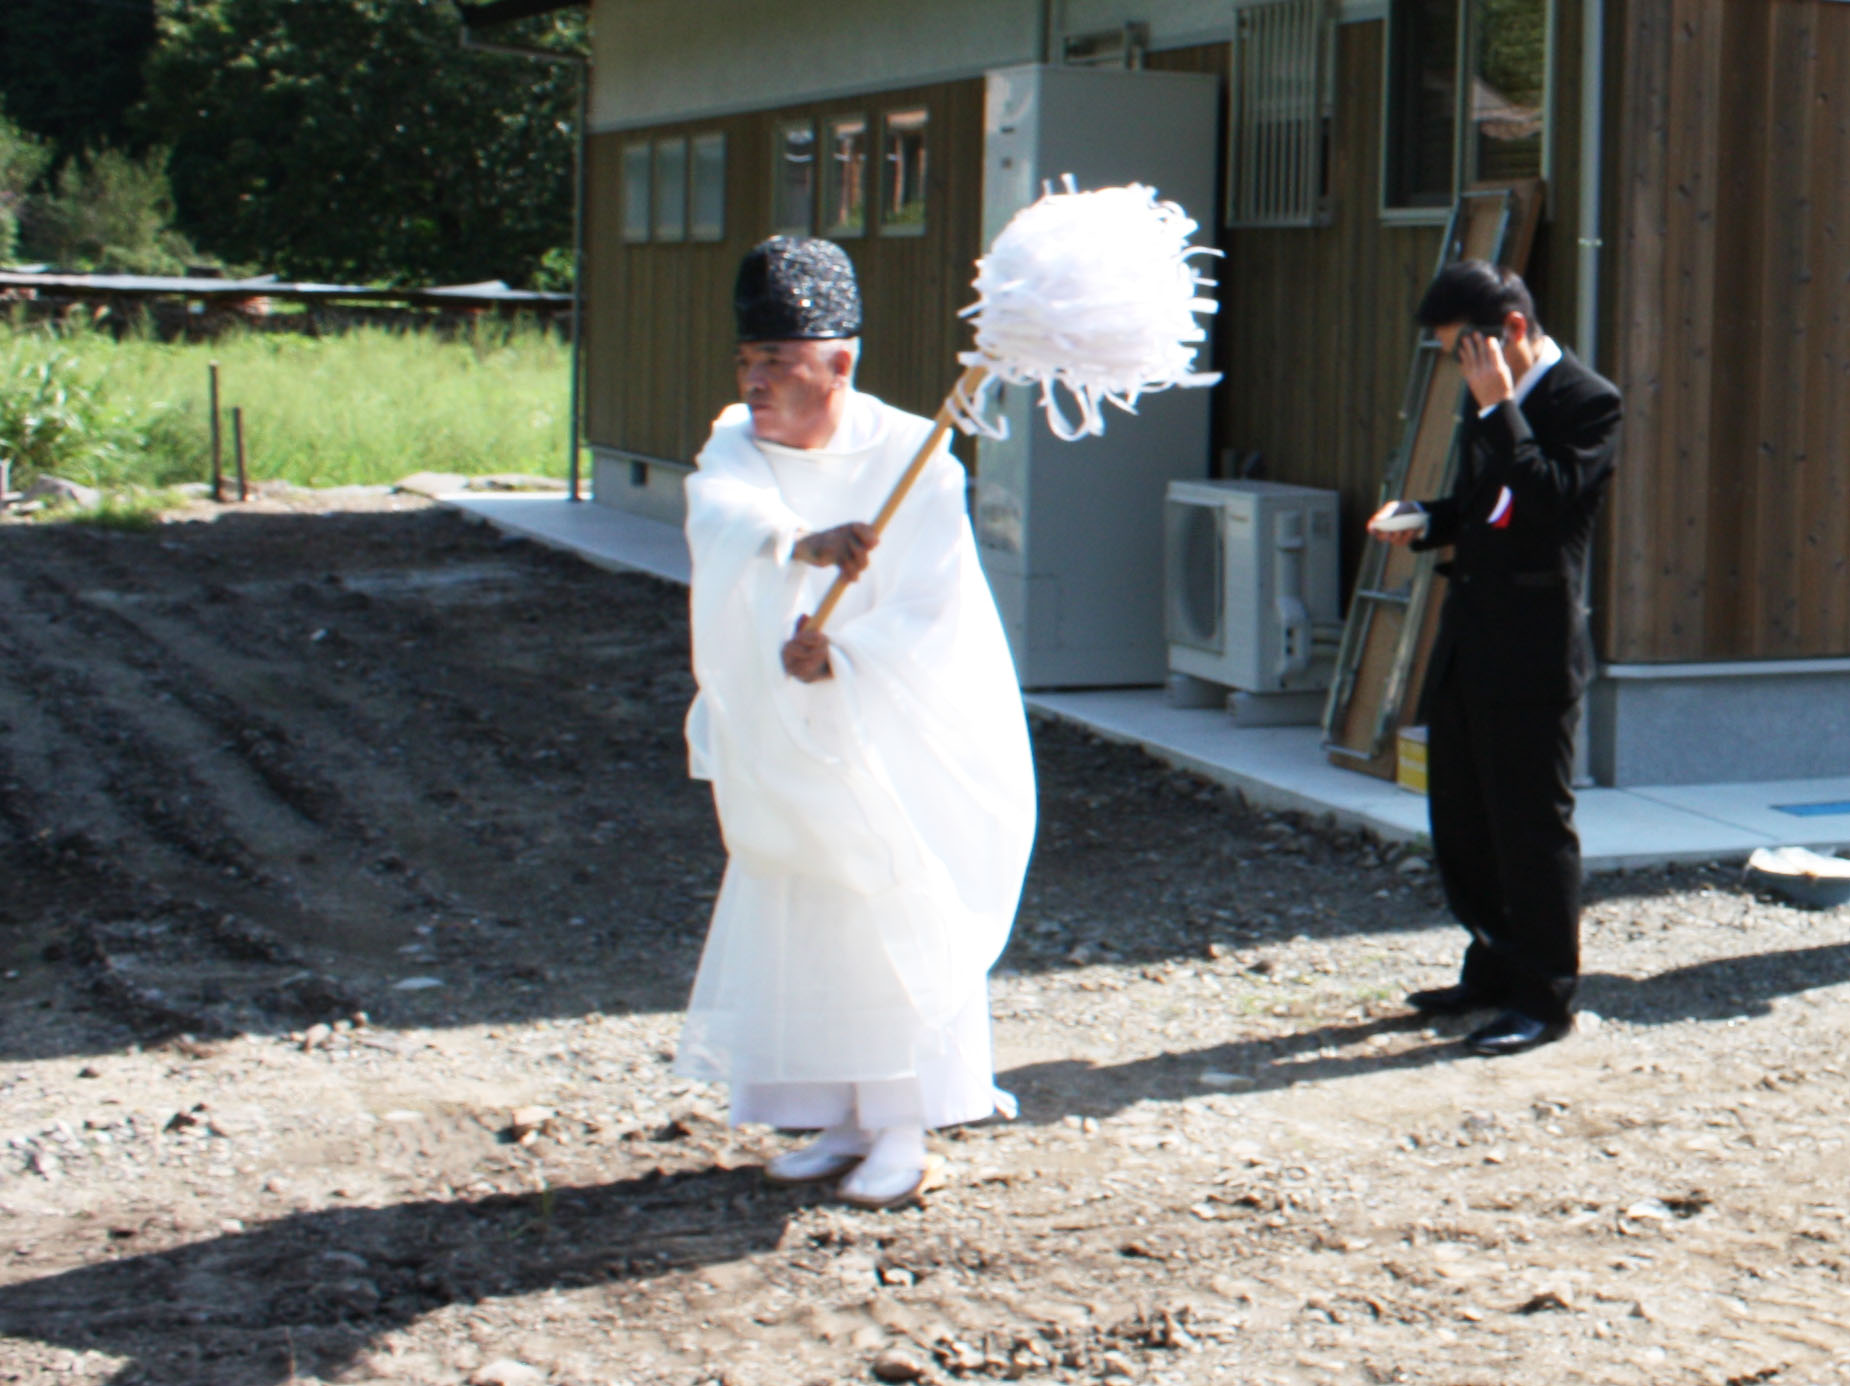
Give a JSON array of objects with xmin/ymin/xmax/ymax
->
[{"xmin": 1415, "ymin": 260, "xmax": 1543, "ymax": 339}]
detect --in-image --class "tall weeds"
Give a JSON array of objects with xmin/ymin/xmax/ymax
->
[{"xmin": 0, "ymin": 319, "xmax": 571, "ymax": 491}]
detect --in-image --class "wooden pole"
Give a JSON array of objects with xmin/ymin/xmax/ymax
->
[
  {"xmin": 232, "ymin": 406, "xmax": 248, "ymax": 502},
  {"xmin": 805, "ymin": 363, "xmax": 987, "ymax": 634},
  {"xmin": 208, "ymin": 360, "xmax": 222, "ymax": 502}
]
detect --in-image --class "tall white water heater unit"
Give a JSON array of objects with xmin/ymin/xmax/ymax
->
[{"xmin": 972, "ymin": 64, "xmax": 1219, "ymax": 688}]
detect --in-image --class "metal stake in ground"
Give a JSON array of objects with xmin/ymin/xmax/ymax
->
[
  {"xmin": 232, "ymin": 406, "xmax": 248, "ymax": 503},
  {"xmin": 802, "ymin": 180, "xmax": 1221, "ymax": 636},
  {"xmin": 208, "ymin": 361, "xmax": 223, "ymax": 503}
]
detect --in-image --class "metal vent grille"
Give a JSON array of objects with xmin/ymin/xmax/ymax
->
[
  {"xmin": 1165, "ymin": 500, "xmax": 1225, "ymax": 653},
  {"xmin": 1229, "ymin": 0, "xmax": 1334, "ymax": 228}
]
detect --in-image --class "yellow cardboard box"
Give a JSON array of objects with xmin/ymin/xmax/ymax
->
[{"xmin": 1396, "ymin": 725, "xmax": 1429, "ymax": 795}]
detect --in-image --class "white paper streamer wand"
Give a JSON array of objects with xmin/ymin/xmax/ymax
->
[
  {"xmin": 807, "ymin": 362, "xmax": 987, "ymax": 631},
  {"xmin": 806, "ymin": 179, "xmax": 1219, "ymax": 634}
]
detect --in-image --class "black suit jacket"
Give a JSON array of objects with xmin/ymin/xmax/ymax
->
[{"xmin": 1413, "ymin": 347, "xmax": 1622, "ymax": 706}]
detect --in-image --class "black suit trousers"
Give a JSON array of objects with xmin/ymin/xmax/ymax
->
[{"xmin": 1425, "ymin": 666, "xmax": 1581, "ymax": 1022}]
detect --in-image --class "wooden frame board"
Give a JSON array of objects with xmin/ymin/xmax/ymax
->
[{"xmin": 1322, "ymin": 178, "xmax": 1544, "ymax": 779}]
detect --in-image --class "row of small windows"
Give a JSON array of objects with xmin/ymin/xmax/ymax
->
[
  {"xmin": 777, "ymin": 108, "xmax": 929, "ymax": 239},
  {"xmin": 1229, "ymin": 0, "xmax": 1547, "ymax": 226},
  {"xmin": 622, "ymin": 132, "xmax": 726, "ymax": 243},
  {"xmin": 615, "ymin": 3, "xmax": 1540, "ymax": 243},
  {"xmin": 621, "ymin": 107, "xmax": 929, "ymax": 246}
]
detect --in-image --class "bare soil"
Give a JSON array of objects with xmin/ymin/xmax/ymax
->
[{"xmin": 4, "ymin": 491, "xmax": 1850, "ymax": 1386}]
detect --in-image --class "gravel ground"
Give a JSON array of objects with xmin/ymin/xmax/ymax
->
[{"xmin": 3, "ymin": 491, "xmax": 1849, "ymax": 1386}]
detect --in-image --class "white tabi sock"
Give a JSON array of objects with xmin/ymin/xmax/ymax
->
[
  {"xmin": 837, "ymin": 1124, "xmax": 928, "ymax": 1204},
  {"xmin": 764, "ymin": 1120, "xmax": 871, "ymax": 1182}
]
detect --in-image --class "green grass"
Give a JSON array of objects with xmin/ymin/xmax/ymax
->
[
  {"xmin": 53, "ymin": 488, "xmax": 190, "ymax": 531},
  {"xmin": 1, "ymin": 319, "xmax": 572, "ymax": 493}
]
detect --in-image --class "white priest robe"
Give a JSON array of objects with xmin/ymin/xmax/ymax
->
[{"xmin": 675, "ymin": 389, "xmax": 1036, "ymax": 1131}]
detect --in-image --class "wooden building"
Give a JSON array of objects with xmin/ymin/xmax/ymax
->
[{"xmin": 552, "ymin": 0, "xmax": 1850, "ymax": 786}]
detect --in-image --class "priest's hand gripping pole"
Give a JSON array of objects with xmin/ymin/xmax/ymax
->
[
  {"xmin": 805, "ymin": 363, "xmax": 988, "ymax": 633},
  {"xmin": 801, "ymin": 178, "xmax": 1221, "ymax": 637}
]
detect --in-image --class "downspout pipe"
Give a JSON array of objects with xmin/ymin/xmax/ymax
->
[
  {"xmin": 1575, "ymin": 0, "xmax": 1606, "ymax": 783},
  {"xmin": 1576, "ymin": 0, "xmax": 1604, "ymax": 369},
  {"xmin": 459, "ymin": 28, "xmax": 591, "ymax": 502}
]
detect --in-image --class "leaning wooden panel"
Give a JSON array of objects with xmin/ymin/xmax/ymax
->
[
  {"xmin": 1323, "ymin": 182, "xmax": 1544, "ymax": 779},
  {"xmin": 1321, "ymin": 367, "xmax": 1458, "ymax": 775}
]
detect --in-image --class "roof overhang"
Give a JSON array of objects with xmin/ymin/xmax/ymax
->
[{"xmin": 454, "ymin": 0, "xmax": 585, "ymax": 29}]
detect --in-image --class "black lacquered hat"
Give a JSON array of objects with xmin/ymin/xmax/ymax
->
[{"xmin": 733, "ymin": 236, "xmax": 863, "ymax": 341}]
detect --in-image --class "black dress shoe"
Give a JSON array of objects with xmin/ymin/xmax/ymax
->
[
  {"xmin": 1405, "ymin": 983, "xmax": 1498, "ymax": 1016},
  {"xmin": 1465, "ymin": 1009, "xmax": 1571, "ymax": 1057}
]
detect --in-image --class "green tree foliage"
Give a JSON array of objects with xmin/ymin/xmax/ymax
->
[
  {"xmin": 140, "ymin": 0, "xmax": 582, "ymax": 287},
  {"xmin": 1478, "ymin": 0, "xmax": 1547, "ymax": 105},
  {"xmin": 530, "ymin": 244, "xmax": 577, "ymax": 293},
  {"xmin": 0, "ymin": 1, "xmax": 159, "ymax": 169},
  {"xmin": 25, "ymin": 146, "xmax": 202, "ymax": 274},
  {"xmin": 0, "ymin": 110, "xmax": 54, "ymax": 263},
  {"xmin": 0, "ymin": 331, "xmax": 178, "ymax": 491}
]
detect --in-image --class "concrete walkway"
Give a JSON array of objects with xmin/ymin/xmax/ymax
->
[
  {"xmin": 441, "ymin": 493, "xmax": 1850, "ymax": 872},
  {"xmin": 443, "ymin": 491, "xmax": 692, "ymax": 585}
]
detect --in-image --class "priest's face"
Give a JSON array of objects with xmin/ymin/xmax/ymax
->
[{"xmin": 736, "ymin": 339, "xmax": 853, "ymax": 449}]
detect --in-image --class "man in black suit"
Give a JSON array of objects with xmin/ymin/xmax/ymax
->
[{"xmin": 1369, "ymin": 261, "xmax": 1622, "ymax": 1057}]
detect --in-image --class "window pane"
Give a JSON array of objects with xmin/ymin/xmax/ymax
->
[
  {"xmin": 1229, "ymin": 0, "xmax": 1330, "ymax": 227},
  {"xmin": 1468, "ymin": 0, "xmax": 1547, "ymax": 183},
  {"xmin": 880, "ymin": 108, "xmax": 928, "ymax": 236},
  {"xmin": 773, "ymin": 121, "xmax": 815, "ymax": 235},
  {"xmin": 654, "ymin": 138, "xmax": 687, "ymax": 241},
  {"xmin": 621, "ymin": 141, "xmax": 651, "ymax": 243},
  {"xmin": 1385, "ymin": 0, "xmax": 1458, "ymax": 208},
  {"xmin": 690, "ymin": 132, "xmax": 725, "ymax": 242},
  {"xmin": 822, "ymin": 115, "xmax": 868, "ymax": 238}
]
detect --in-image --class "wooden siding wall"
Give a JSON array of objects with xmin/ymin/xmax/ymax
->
[
  {"xmin": 584, "ymin": 80, "xmax": 985, "ymax": 466},
  {"xmin": 1607, "ymin": 0, "xmax": 1850, "ymax": 662},
  {"xmin": 1156, "ymin": 16, "xmax": 1593, "ymax": 597},
  {"xmin": 1157, "ymin": 30, "xmax": 1445, "ymax": 591}
]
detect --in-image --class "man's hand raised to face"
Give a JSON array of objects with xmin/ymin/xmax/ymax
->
[
  {"xmin": 1454, "ymin": 328, "xmax": 1516, "ymax": 412},
  {"xmin": 781, "ymin": 615, "xmax": 831, "ymax": 683},
  {"xmin": 793, "ymin": 522, "xmax": 878, "ymax": 582}
]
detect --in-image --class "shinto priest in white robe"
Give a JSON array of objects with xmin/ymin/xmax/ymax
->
[{"xmin": 675, "ymin": 388, "xmax": 1037, "ymax": 1131}]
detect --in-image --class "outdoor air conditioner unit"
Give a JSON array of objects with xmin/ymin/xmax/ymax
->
[{"xmin": 1164, "ymin": 479, "xmax": 1341, "ymax": 720}]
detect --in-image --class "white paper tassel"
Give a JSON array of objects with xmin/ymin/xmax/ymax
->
[{"xmin": 955, "ymin": 178, "xmax": 1220, "ymax": 442}]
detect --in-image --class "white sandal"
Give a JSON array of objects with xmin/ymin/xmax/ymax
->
[
  {"xmin": 837, "ymin": 1125, "xmax": 945, "ymax": 1209},
  {"xmin": 838, "ymin": 1153, "xmax": 947, "ymax": 1210},
  {"xmin": 763, "ymin": 1124, "xmax": 870, "ymax": 1185}
]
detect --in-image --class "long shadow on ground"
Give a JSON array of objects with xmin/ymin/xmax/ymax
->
[
  {"xmin": 1580, "ymin": 940, "xmax": 1850, "ymax": 1027},
  {"xmin": 1002, "ymin": 1013, "xmax": 1462, "ymax": 1121},
  {"xmin": 1000, "ymin": 940, "xmax": 1850, "ymax": 1123},
  {"xmin": 0, "ymin": 1163, "xmax": 801, "ymax": 1386}
]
